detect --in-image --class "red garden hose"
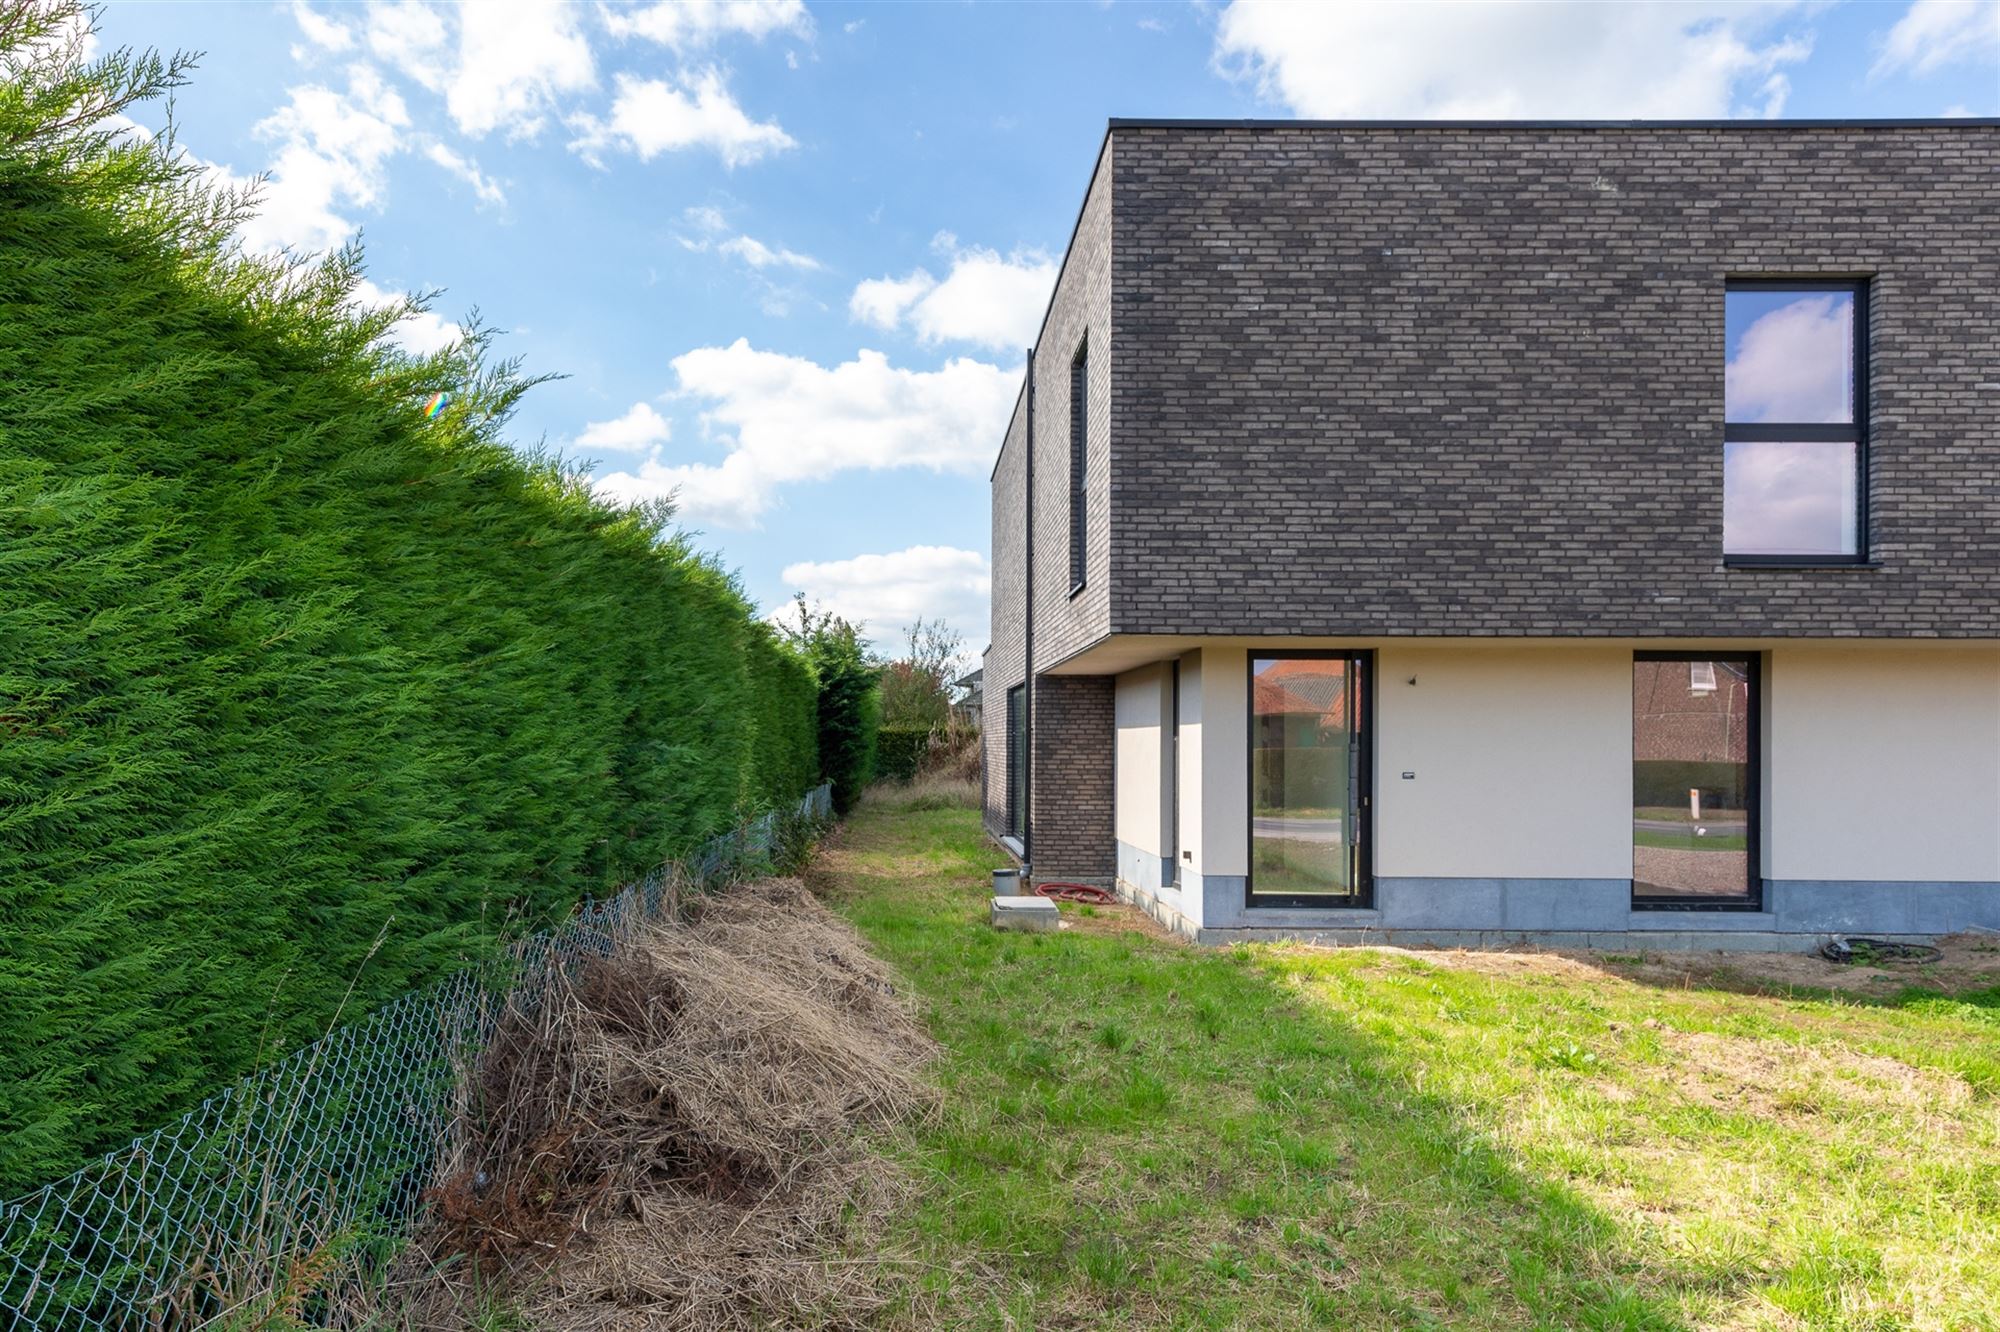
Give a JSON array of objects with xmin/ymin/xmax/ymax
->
[{"xmin": 1035, "ymin": 881, "xmax": 1117, "ymax": 904}]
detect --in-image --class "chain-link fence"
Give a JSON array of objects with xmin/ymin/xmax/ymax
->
[{"xmin": 0, "ymin": 784, "xmax": 834, "ymax": 1332}]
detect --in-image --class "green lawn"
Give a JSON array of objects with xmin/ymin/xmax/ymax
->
[{"xmin": 818, "ymin": 803, "xmax": 2000, "ymax": 1331}]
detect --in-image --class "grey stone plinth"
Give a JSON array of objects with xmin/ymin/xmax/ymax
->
[{"xmin": 991, "ymin": 895, "xmax": 1061, "ymax": 932}]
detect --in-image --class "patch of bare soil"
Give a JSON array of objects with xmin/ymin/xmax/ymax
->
[
  {"xmin": 1376, "ymin": 931, "xmax": 2000, "ymax": 998},
  {"xmin": 1056, "ymin": 899, "xmax": 1182, "ymax": 944},
  {"xmin": 364, "ymin": 877, "xmax": 935, "ymax": 1332},
  {"xmin": 1655, "ymin": 1029, "xmax": 1973, "ymax": 1127},
  {"xmin": 1606, "ymin": 931, "xmax": 2000, "ymax": 998}
]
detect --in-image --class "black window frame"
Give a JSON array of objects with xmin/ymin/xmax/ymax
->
[
  {"xmin": 1630, "ymin": 650, "xmax": 1763, "ymax": 913},
  {"xmin": 1067, "ymin": 339, "xmax": 1087, "ymax": 595},
  {"xmin": 1245, "ymin": 649, "xmax": 1374, "ymax": 911},
  {"xmin": 1004, "ymin": 684, "xmax": 1027, "ymax": 840},
  {"xmin": 1723, "ymin": 278, "xmax": 1870, "ymax": 567}
]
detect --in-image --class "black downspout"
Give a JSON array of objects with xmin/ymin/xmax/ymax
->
[{"xmin": 1021, "ymin": 346, "xmax": 1035, "ymax": 871}]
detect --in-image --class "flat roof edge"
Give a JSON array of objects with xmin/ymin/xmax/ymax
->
[{"xmin": 1108, "ymin": 116, "xmax": 2000, "ymax": 130}]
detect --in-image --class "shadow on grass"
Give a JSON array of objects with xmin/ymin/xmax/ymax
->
[{"xmin": 820, "ymin": 811, "xmax": 1753, "ymax": 1329}]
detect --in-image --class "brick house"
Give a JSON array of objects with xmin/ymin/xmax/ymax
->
[{"xmin": 982, "ymin": 118, "xmax": 2000, "ymax": 949}]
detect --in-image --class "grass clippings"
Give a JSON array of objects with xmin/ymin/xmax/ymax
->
[{"xmin": 376, "ymin": 877, "xmax": 934, "ymax": 1332}]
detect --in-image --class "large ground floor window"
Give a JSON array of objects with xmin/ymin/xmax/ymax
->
[
  {"xmin": 1249, "ymin": 651, "xmax": 1372, "ymax": 907},
  {"xmin": 1632, "ymin": 653, "xmax": 1761, "ymax": 909}
]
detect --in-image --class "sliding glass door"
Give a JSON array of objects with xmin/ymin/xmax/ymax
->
[
  {"xmin": 1631, "ymin": 653, "xmax": 1760, "ymax": 908},
  {"xmin": 1249, "ymin": 652, "xmax": 1372, "ymax": 906}
]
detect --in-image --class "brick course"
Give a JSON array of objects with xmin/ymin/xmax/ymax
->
[
  {"xmin": 982, "ymin": 391, "xmax": 1028, "ymax": 840},
  {"xmin": 1108, "ymin": 122, "xmax": 2000, "ymax": 639},
  {"xmin": 1028, "ymin": 674, "xmax": 1116, "ymax": 879}
]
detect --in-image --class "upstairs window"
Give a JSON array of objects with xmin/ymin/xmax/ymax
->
[
  {"xmin": 1723, "ymin": 281, "xmax": 1867, "ymax": 563},
  {"xmin": 1069, "ymin": 340, "xmax": 1088, "ymax": 593}
]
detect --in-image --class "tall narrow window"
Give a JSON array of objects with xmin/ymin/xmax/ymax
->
[
  {"xmin": 1249, "ymin": 652, "xmax": 1372, "ymax": 907},
  {"xmin": 1005, "ymin": 684, "xmax": 1027, "ymax": 840},
  {"xmin": 1632, "ymin": 653, "xmax": 1760, "ymax": 909},
  {"xmin": 1068, "ymin": 341, "xmax": 1087, "ymax": 593},
  {"xmin": 1724, "ymin": 281, "xmax": 1866, "ymax": 562}
]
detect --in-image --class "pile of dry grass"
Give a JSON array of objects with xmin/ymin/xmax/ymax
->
[{"xmin": 373, "ymin": 878, "xmax": 934, "ymax": 1332}]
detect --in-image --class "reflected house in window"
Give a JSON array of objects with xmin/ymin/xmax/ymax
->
[
  {"xmin": 1632, "ymin": 658, "xmax": 1756, "ymax": 907},
  {"xmin": 979, "ymin": 117, "xmax": 2000, "ymax": 951}
]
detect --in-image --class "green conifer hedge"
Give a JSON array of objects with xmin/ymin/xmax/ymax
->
[{"xmin": 0, "ymin": 8, "xmax": 819, "ymax": 1193}]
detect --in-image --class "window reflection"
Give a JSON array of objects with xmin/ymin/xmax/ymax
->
[
  {"xmin": 1723, "ymin": 439, "xmax": 1858, "ymax": 556},
  {"xmin": 1251, "ymin": 655, "xmax": 1362, "ymax": 900},
  {"xmin": 1723, "ymin": 284, "xmax": 1863, "ymax": 560},
  {"xmin": 1724, "ymin": 289, "xmax": 1854, "ymax": 424},
  {"xmin": 1632, "ymin": 656, "xmax": 1757, "ymax": 906}
]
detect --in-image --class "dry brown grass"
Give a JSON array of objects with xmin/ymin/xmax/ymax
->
[
  {"xmin": 1656, "ymin": 1028, "xmax": 1973, "ymax": 1127},
  {"xmin": 1367, "ymin": 929, "xmax": 2000, "ymax": 999},
  {"xmin": 858, "ymin": 770, "xmax": 979, "ymax": 813},
  {"xmin": 360, "ymin": 878, "xmax": 935, "ymax": 1332}
]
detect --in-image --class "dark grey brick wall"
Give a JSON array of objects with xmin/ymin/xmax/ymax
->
[
  {"xmin": 983, "ymin": 389, "xmax": 1028, "ymax": 840},
  {"xmin": 986, "ymin": 141, "xmax": 1116, "ymax": 851},
  {"xmin": 1032, "ymin": 139, "xmax": 1115, "ymax": 669},
  {"xmin": 1109, "ymin": 123, "xmax": 2000, "ymax": 638},
  {"xmin": 1029, "ymin": 674, "xmax": 1115, "ymax": 879}
]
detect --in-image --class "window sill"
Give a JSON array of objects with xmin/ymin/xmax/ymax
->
[
  {"xmin": 1068, "ymin": 581, "xmax": 1087, "ymax": 600},
  {"xmin": 1723, "ymin": 558, "xmax": 1881, "ymax": 570}
]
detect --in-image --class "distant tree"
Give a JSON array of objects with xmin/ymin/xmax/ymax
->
[
  {"xmin": 775, "ymin": 594, "xmax": 879, "ymax": 812},
  {"xmin": 879, "ymin": 616, "xmax": 964, "ymax": 731}
]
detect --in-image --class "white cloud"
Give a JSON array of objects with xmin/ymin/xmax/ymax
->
[
  {"xmin": 1726, "ymin": 293, "xmax": 1853, "ymax": 424},
  {"xmin": 569, "ymin": 69, "xmax": 795, "ymax": 167},
  {"xmin": 779, "ymin": 546, "xmax": 991, "ymax": 647},
  {"xmin": 352, "ymin": 278, "xmax": 463, "ymax": 355},
  {"xmin": 1724, "ymin": 441, "xmax": 1856, "ymax": 555},
  {"xmin": 359, "ymin": 1, "xmax": 595, "ymax": 139},
  {"xmin": 577, "ymin": 400, "xmax": 672, "ymax": 452},
  {"xmin": 239, "ymin": 65, "xmax": 410, "ymax": 254},
  {"xmin": 601, "ymin": 0, "xmax": 812, "ymax": 49},
  {"xmin": 849, "ymin": 236, "xmax": 1056, "ymax": 352},
  {"xmin": 717, "ymin": 234, "xmax": 821, "ymax": 270},
  {"xmin": 446, "ymin": 0, "xmax": 596, "ymax": 139},
  {"xmin": 1872, "ymin": 0, "xmax": 2000, "ymax": 79},
  {"xmin": 363, "ymin": 2, "xmax": 450, "ymax": 88},
  {"xmin": 291, "ymin": 1, "xmax": 355, "ymax": 52},
  {"xmin": 1213, "ymin": 1, "xmax": 1814, "ymax": 119},
  {"xmin": 849, "ymin": 270, "xmax": 937, "ymax": 329},
  {"xmin": 424, "ymin": 141, "xmax": 506, "ymax": 206},
  {"xmin": 592, "ymin": 341, "xmax": 1019, "ymax": 526},
  {"xmin": 683, "ymin": 203, "xmax": 729, "ymax": 233}
]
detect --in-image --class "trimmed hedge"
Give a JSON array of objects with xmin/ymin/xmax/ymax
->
[
  {"xmin": 812, "ymin": 634, "xmax": 880, "ymax": 815},
  {"xmin": 0, "ymin": 83, "xmax": 815, "ymax": 1188},
  {"xmin": 876, "ymin": 726, "xmax": 932, "ymax": 782}
]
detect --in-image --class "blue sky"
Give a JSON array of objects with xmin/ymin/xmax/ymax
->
[{"xmin": 101, "ymin": 0, "xmax": 1998, "ymax": 653}]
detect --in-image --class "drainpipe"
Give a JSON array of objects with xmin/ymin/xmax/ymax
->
[{"xmin": 1022, "ymin": 345, "xmax": 1035, "ymax": 872}]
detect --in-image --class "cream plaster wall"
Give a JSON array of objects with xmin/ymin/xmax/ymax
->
[
  {"xmin": 1767, "ymin": 647, "xmax": 2000, "ymax": 882},
  {"xmin": 1371, "ymin": 647, "xmax": 1635, "ymax": 880},
  {"xmin": 1114, "ymin": 663, "xmax": 1169, "ymax": 855},
  {"xmin": 1132, "ymin": 640, "xmax": 2000, "ymax": 896}
]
